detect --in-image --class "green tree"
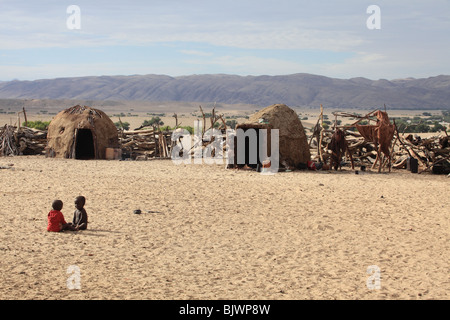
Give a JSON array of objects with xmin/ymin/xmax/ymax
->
[
  {"xmin": 142, "ymin": 116, "xmax": 164, "ymax": 127},
  {"xmin": 159, "ymin": 125, "xmax": 194, "ymax": 134},
  {"xmin": 431, "ymin": 122, "xmax": 446, "ymax": 132},
  {"xmin": 415, "ymin": 123, "xmax": 430, "ymax": 133},
  {"xmin": 24, "ymin": 120, "xmax": 51, "ymax": 130},
  {"xmin": 226, "ymin": 120, "xmax": 237, "ymax": 129},
  {"xmin": 395, "ymin": 120, "xmax": 408, "ymax": 132},
  {"xmin": 442, "ymin": 110, "xmax": 450, "ymax": 123},
  {"xmin": 180, "ymin": 126, "xmax": 194, "ymax": 134},
  {"xmin": 114, "ymin": 121, "xmax": 130, "ymax": 130}
]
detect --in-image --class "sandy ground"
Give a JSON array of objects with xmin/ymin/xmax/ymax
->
[{"xmin": 0, "ymin": 155, "xmax": 448, "ymax": 300}]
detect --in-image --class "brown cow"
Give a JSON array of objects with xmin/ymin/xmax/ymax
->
[
  {"xmin": 328, "ymin": 128, "xmax": 354, "ymax": 171},
  {"xmin": 356, "ymin": 110, "xmax": 395, "ymax": 172}
]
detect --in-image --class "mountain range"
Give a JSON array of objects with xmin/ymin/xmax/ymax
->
[{"xmin": 0, "ymin": 73, "xmax": 449, "ymax": 110}]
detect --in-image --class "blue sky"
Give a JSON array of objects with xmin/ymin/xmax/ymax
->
[{"xmin": 0, "ymin": 0, "xmax": 449, "ymax": 81}]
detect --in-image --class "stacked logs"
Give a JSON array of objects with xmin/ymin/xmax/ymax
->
[
  {"xmin": 0, "ymin": 125, "xmax": 18, "ymax": 156},
  {"xmin": 119, "ymin": 128, "xmax": 172, "ymax": 160},
  {"xmin": 16, "ymin": 127, "xmax": 48, "ymax": 155},
  {"xmin": 309, "ymin": 128, "xmax": 380, "ymax": 168},
  {"xmin": 308, "ymin": 111, "xmax": 449, "ymax": 174},
  {"xmin": 0, "ymin": 125, "xmax": 47, "ymax": 156},
  {"xmin": 393, "ymin": 133, "xmax": 450, "ymax": 173},
  {"xmin": 0, "ymin": 125, "xmax": 173, "ymax": 160}
]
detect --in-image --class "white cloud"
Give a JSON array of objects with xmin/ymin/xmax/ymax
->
[
  {"xmin": 311, "ymin": 51, "xmax": 447, "ymax": 80},
  {"xmin": 184, "ymin": 55, "xmax": 309, "ymax": 75},
  {"xmin": 0, "ymin": 1, "xmax": 367, "ymax": 51},
  {"xmin": 0, "ymin": 0, "xmax": 449, "ymax": 79},
  {"xmin": 180, "ymin": 50, "xmax": 213, "ymax": 57}
]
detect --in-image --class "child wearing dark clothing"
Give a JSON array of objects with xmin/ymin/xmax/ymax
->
[
  {"xmin": 72, "ymin": 196, "xmax": 88, "ymax": 230},
  {"xmin": 47, "ymin": 200, "xmax": 76, "ymax": 232}
]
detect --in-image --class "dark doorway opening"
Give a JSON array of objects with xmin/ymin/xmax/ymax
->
[
  {"xmin": 75, "ymin": 129, "xmax": 95, "ymax": 159},
  {"xmin": 234, "ymin": 127, "xmax": 262, "ymax": 169}
]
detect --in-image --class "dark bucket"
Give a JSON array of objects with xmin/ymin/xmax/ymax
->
[{"xmin": 408, "ymin": 157, "xmax": 418, "ymax": 173}]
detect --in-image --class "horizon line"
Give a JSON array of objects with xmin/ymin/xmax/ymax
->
[{"xmin": 2, "ymin": 72, "xmax": 449, "ymax": 83}]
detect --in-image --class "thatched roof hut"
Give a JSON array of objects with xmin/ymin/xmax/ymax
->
[
  {"xmin": 238, "ymin": 103, "xmax": 310, "ymax": 168},
  {"xmin": 46, "ymin": 105, "xmax": 119, "ymax": 159}
]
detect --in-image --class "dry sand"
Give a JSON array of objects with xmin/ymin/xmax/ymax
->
[{"xmin": 0, "ymin": 155, "xmax": 448, "ymax": 300}]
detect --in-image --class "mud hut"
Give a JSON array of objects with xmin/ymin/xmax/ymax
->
[
  {"xmin": 235, "ymin": 104, "xmax": 310, "ymax": 168},
  {"xmin": 46, "ymin": 105, "xmax": 119, "ymax": 159}
]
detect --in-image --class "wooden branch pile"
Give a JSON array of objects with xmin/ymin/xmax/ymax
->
[
  {"xmin": 16, "ymin": 127, "xmax": 47, "ymax": 155},
  {"xmin": 308, "ymin": 109, "xmax": 450, "ymax": 173},
  {"xmin": 187, "ymin": 105, "xmax": 228, "ymax": 158},
  {"xmin": 309, "ymin": 128, "xmax": 381, "ymax": 167},
  {"xmin": 0, "ymin": 125, "xmax": 18, "ymax": 156},
  {"xmin": 119, "ymin": 127, "xmax": 172, "ymax": 160},
  {"xmin": 392, "ymin": 133, "xmax": 449, "ymax": 173},
  {"xmin": 0, "ymin": 125, "xmax": 47, "ymax": 156},
  {"xmin": 308, "ymin": 108, "xmax": 377, "ymax": 166}
]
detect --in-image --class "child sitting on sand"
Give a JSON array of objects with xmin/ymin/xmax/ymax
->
[
  {"xmin": 71, "ymin": 196, "xmax": 88, "ymax": 230},
  {"xmin": 47, "ymin": 200, "xmax": 76, "ymax": 232}
]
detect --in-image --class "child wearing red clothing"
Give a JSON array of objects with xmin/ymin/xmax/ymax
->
[{"xmin": 47, "ymin": 200, "xmax": 76, "ymax": 232}]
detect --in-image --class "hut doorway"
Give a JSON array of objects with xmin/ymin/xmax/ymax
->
[
  {"xmin": 75, "ymin": 129, "xmax": 95, "ymax": 159},
  {"xmin": 234, "ymin": 124, "xmax": 269, "ymax": 169}
]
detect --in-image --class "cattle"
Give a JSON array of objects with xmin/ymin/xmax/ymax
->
[
  {"xmin": 356, "ymin": 110, "xmax": 395, "ymax": 172},
  {"xmin": 328, "ymin": 128, "xmax": 354, "ymax": 171}
]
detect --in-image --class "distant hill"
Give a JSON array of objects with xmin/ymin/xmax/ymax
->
[{"xmin": 0, "ymin": 73, "xmax": 449, "ymax": 110}]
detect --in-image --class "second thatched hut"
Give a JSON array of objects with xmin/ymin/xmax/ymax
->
[{"xmin": 235, "ymin": 104, "xmax": 310, "ymax": 168}]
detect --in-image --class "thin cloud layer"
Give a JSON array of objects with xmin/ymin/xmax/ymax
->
[{"xmin": 0, "ymin": 0, "xmax": 448, "ymax": 80}]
